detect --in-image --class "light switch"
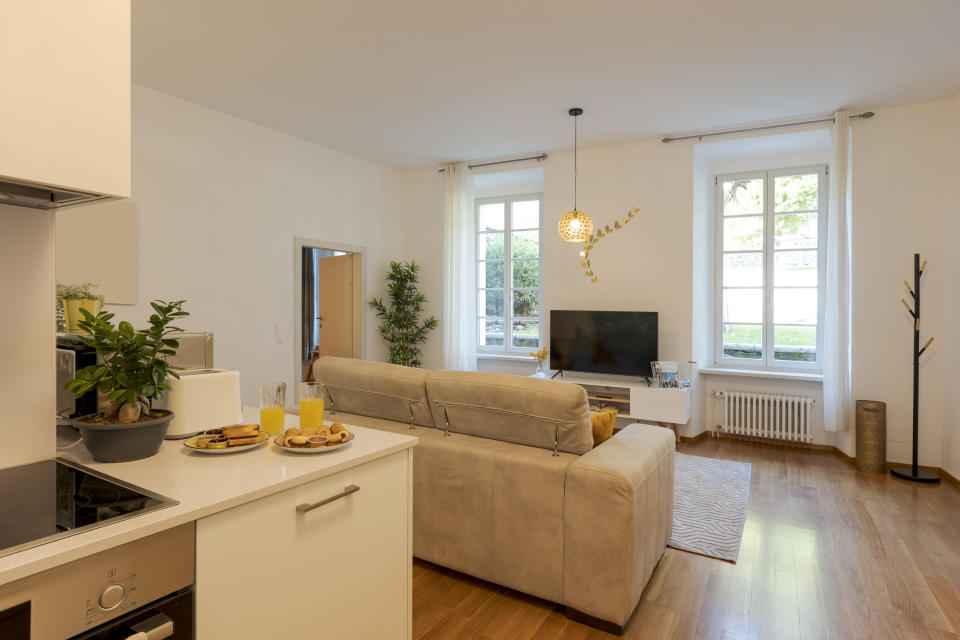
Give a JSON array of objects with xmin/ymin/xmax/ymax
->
[{"xmin": 274, "ymin": 324, "xmax": 285, "ymax": 345}]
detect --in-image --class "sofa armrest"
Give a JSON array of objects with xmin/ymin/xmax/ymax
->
[{"xmin": 562, "ymin": 424, "xmax": 674, "ymax": 628}]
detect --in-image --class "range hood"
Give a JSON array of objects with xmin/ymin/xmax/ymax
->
[{"xmin": 0, "ymin": 176, "xmax": 115, "ymax": 210}]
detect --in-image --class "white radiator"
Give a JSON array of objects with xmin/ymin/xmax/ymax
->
[{"xmin": 718, "ymin": 391, "xmax": 813, "ymax": 443}]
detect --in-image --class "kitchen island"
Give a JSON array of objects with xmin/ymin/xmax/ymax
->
[{"xmin": 0, "ymin": 408, "xmax": 417, "ymax": 639}]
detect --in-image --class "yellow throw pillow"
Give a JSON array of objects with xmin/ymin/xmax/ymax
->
[{"xmin": 591, "ymin": 408, "xmax": 619, "ymax": 446}]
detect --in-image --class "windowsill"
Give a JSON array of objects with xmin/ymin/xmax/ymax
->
[
  {"xmin": 699, "ymin": 367, "xmax": 823, "ymax": 382},
  {"xmin": 475, "ymin": 353, "xmax": 536, "ymax": 362}
]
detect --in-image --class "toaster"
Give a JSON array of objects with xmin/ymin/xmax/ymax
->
[{"xmin": 155, "ymin": 369, "xmax": 243, "ymax": 438}]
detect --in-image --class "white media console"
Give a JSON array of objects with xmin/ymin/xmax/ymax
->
[{"xmin": 552, "ymin": 371, "xmax": 692, "ymax": 439}]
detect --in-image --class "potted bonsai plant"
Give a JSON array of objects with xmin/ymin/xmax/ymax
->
[
  {"xmin": 57, "ymin": 282, "xmax": 105, "ymax": 333},
  {"xmin": 64, "ymin": 299, "xmax": 189, "ymax": 462}
]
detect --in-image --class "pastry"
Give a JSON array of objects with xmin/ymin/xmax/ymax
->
[
  {"xmin": 227, "ymin": 435, "xmax": 260, "ymax": 446},
  {"xmin": 330, "ymin": 423, "xmax": 345, "ymax": 434},
  {"xmin": 284, "ymin": 428, "xmax": 300, "ymax": 437},
  {"xmin": 326, "ymin": 432, "xmax": 343, "ymax": 445},
  {"xmin": 340, "ymin": 431, "xmax": 353, "ymax": 443},
  {"xmin": 223, "ymin": 424, "xmax": 260, "ymax": 439},
  {"xmin": 307, "ymin": 436, "xmax": 328, "ymax": 448},
  {"xmin": 288, "ymin": 435, "xmax": 309, "ymax": 448}
]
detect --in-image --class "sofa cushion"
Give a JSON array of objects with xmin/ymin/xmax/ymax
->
[
  {"xmin": 312, "ymin": 356, "xmax": 434, "ymax": 426},
  {"xmin": 425, "ymin": 370, "xmax": 593, "ymax": 455}
]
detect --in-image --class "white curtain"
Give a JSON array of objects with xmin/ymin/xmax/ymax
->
[
  {"xmin": 823, "ymin": 111, "xmax": 853, "ymax": 431},
  {"xmin": 441, "ymin": 163, "xmax": 476, "ymax": 370}
]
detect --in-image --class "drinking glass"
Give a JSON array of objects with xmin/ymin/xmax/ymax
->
[
  {"xmin": 259, "ymin": 382, "xmax": 286, "ymax": 435},
  {"xmin": 298, "ymin": 382, "xmax": 325, "ymax": 435}
]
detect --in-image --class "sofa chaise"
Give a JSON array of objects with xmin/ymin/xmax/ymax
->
[{"xmin": 313, "ymin": 356, "xmax": 674, "ymax": 633}]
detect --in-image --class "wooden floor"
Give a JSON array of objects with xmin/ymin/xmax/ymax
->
[{"xmin": 412, "ymin": 437, "xmax": 960, "ymax": 640}]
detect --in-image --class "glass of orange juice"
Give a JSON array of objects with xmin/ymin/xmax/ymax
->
[
  {"xmin": 259, "ymin": 382, "xmax": 286, "ymax": 435},
  {"xmin": 298, "ymin": 382, "xmax": 324, "ymax": 435}
]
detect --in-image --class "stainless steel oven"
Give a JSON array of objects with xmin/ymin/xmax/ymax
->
[{"xmin": 0, "ymin": 524, "xmax": 194, "ymax": 639}]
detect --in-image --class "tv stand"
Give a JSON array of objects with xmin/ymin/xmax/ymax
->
[{"xmin": 552, "ymin": 371, "xmax": 692, "ymax": 441}]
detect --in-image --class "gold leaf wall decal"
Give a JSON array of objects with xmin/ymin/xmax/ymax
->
[{"xmin": 574, "ymin": 206, "xmax": 640, "ymax": 283}]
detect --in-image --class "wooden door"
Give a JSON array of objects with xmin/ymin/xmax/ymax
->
[{"xmin": 315, "ymin": 253, "xmax": 354, "ymax": 358}]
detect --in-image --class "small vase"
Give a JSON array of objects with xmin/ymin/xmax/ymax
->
[{"xmin": 531, "ymin": 360, "xmax": 550, "ymax": 379}]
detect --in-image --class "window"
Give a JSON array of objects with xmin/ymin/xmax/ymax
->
[
  {"xmin": 715, "ymin": 166, "xmax": 827, "ymax": 369},
  {"xmin": 476, "ymin": 194, "xmax": 543, "ymax": 353}
]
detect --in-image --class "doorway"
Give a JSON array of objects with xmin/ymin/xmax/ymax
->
[{"xmin": 294, "ymin": 238, "xmax": 366, "ymax": 384}]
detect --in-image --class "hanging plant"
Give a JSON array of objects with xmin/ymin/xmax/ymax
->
[{"xmin": 369, "ymin": 261, "xmax": 438, "ymax": 368}]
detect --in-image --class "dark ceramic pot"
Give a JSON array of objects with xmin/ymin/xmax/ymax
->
[{"xmin": 72, "ymin": 410, "xmax": 174, "ymax": 463}]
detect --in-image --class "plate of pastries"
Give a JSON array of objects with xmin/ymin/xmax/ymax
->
[
  {"xmin": 274, "ymin": 422, "xmax": 355, "ymax": 453},
  {"xmin": 183, "ymin": 424, "xmax": 270, "ymax": 454}
]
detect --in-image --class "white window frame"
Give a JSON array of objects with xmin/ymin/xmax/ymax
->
[
  {"xmin": 476, "ymin": 193, "xmax": 544, "ymax": 354},
  {"xmin": 713, "ymin": 165, "xmax": 828, "ymax": 371}
]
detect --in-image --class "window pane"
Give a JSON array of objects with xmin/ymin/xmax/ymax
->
[
  {"xmin": 774, "ymin": 174, "xmax": 818, "ymax": 212},
  {"xmin": 775, "ymin": 212, "xmax": 817, "ymax": 249},
  {"xmin": 478, "ymin": 289, "xmax": 503, "ymax": 316},
  {"xmin": 479, "ymin": 318, "xmax": 504, "ymax": 346},
  {"xmin": 512, "ymin": 259, "xmax": 539, "ymax": 289},
  {"xmin": 774, "ymin": 326, "xmax": 817, "ymax": 362},
  {"xmin": 723, "ymin": 253, "xmax": 763, "ymax": 287},
  {"xmin": 723, "ymin": 216, "xmax": 763, "ymax": 251},
  {"xmin": 775, "ymin": 251, "xmax": 817, "ymax": 287},
  {"xmin": 511, "ymin": 200, "xmax": 540, "ymax": 229},
  {"xmin": 512, "ymin": 319, "xmax": 540, "ymax": 348},
  {"xmin": 513, "ymin": 289, "xmax": 539, "ymax": 318},
  {"xmin": 478, "ymin": 203, "xmax": 505, "ymax": 231},
  {"xmin": 479, "ymin": 232, "xmax": 504, "ymax": 260},
  {"xmin": 774, "ymin": 288, "xmax": 817, "ymax": 324},
  {"xmin": 723, "ymin": 288, "xmax": 763, "ymax": 323},
  {"xmin": 512, "ymin": 230, "xmax": 539, "ymax": 259},
  {"xmin": 722, "ymin": 178, "xmax": 763, "ymax": 215},
  {"xmin": 722, "ymin": 323, "xmax": 762, "ymax": 360},
  {"xmin": 479, "ymin": 260, "xmax": 504, "ymax": 288}
]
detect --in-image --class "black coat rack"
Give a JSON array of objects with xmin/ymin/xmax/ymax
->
[{"xmin": 891, "ymin": 253, "xmax": 940, "ymax": 483}]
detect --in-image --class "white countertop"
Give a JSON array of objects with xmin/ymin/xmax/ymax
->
[{"xmin": 0, "ymin": 408, "xmax": 417, "ymax": 587}]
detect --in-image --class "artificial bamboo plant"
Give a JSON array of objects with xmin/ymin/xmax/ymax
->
[{"xmin": 369, "ymin": 261, "xmax": 438, "ymax": 368}]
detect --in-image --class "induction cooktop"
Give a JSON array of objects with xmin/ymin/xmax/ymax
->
[{"xmin": 0, "ymin": 458, "xmax": 178, "ymax": 559}]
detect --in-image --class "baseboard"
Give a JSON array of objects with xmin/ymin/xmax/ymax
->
[
  {"xmin": 712, "ymin": 430, "xmax": 835, "ymax": 452},
  {"xmin": 705, "ymin": 430, "xmax": 960, "ymax": 490}
]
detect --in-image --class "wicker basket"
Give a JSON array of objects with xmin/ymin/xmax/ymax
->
[{"xmin": 855, "ymin": 400, "xmax": 886, "ymax": 473}]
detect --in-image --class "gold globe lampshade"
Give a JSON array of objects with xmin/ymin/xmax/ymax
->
[{"xmin": 558, "ymin": 210, "xmax": 594, "ymax": 242}]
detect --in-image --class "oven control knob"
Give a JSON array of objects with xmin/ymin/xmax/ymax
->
[{"xmin": 98, "ymin": 583, "xmax": 126, "ymax": 610}]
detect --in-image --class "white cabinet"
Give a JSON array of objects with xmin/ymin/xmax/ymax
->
[
  {"xmin": 0, "ymin": 1, "xmax": 130, "ymax": 197},
  {"xmin": 196, "ymin": 450, "xmax": 412, "ymax": 639}
]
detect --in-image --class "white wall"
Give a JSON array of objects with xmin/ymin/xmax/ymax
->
[
  {"xmin": 0, "ymin": 206, "xmax": 55, "ymax": 469},
  {"xmin": 399, "ymin": 97, "xmax": 960, "ymax": 464},
  {"xmin": 105, "ymin": 85, "xmax": 405, "ymax": 408},
  {"xmin": 942, "ymin": 96, "xmax": 960, "ymax": 480},
  {"xmin": 399, "ymin": 168, "xmax": 445, "ymax": 370},
  {"xmin": 850, "ymin": 98, "xmax": 957, "ymax": 465}
]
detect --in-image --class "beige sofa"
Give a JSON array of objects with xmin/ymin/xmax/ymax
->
[{"xmin": 313, "ymin": 356, "xmax": 674, "ymax": 633}]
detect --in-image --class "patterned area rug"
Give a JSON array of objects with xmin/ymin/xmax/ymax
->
[{"xmin": 668, "ymin": 453, "xmax": 752, "ymax": 562}]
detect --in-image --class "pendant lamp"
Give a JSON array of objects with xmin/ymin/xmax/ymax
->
[{"xmin": 557, "ymin": 108, "xmax": 594, "ymax": 242}]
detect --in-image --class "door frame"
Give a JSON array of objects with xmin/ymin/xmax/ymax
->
[{"xmin": 293, "ymin": 237, "xmax": 367, "ymax": 386}]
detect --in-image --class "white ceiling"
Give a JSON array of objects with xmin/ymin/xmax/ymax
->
[{"xmin": 133, "ymin": 0, "xmax": 960, "ymax": 170}]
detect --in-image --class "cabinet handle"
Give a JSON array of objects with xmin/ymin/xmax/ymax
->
[{"xmin": 296, "ymin": 485, "xmax": 359, "ymax": 513}]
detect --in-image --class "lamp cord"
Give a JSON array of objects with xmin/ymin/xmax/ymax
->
[{"xmin": 573, "ymin": 114, "xmax": 578, "ymax": 211}]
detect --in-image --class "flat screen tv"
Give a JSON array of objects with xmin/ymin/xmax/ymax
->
[{"xmin": 549, "ymin": 310, "xmax": 658, "ymax": 377}]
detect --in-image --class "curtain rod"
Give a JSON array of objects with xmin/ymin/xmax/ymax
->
[
  {"xmin": 438, "ymin": 153, "xmax": 547, "ymax": 173},
  {"xmin": 661, "ymin": 111, "xmax": 875, "ymax": 143}
]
